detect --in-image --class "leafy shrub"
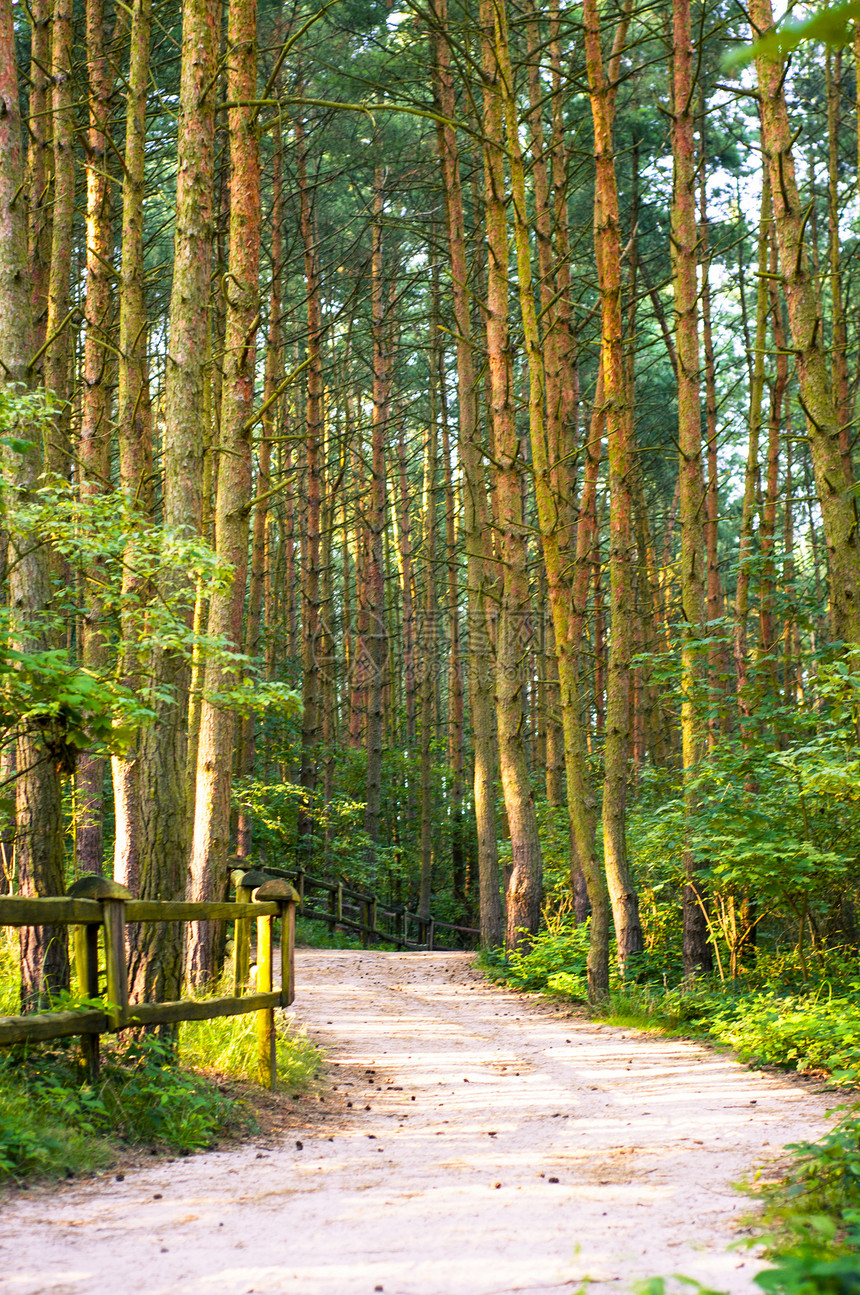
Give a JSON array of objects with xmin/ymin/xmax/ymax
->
[
  {"xmin": 707, "ymin": 988, "xmax": 860, "ymax": 1087},
  {"xmin": 486, "ymin": 908, "xmax": 591, "ymax": 997},
  {"xmin": 0, "ymin": 1065, "xmax": 113, "ymax": 1181},
  {"xmin": 746, "ymin": 1105, "xmax": 860, "ymax": 1294},
  {"xmin": 294, "ymin": 915, "xmax": 363, "ymax": 949},
  {"xmin": 99, "ymin": 1038, "xmax": 246, "ymax": 1148},
  {"xmin": 0, "ymin": 1035, "xmax": 250, "ymax": 1183}
]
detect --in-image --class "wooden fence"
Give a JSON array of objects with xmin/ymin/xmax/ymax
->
[
  {"xmin": 240, "ymin": 864, "xmax": 480, "ymax": 951},
  {"xmin": 1, "ymin": 864, "xmax": 479, "ymax": 1087},
  {"xmin": 0, "ymin": 870, "xmax": 298, "ymax": 1088}
]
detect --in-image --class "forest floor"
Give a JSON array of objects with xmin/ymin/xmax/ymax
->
[{"xmin": 0, "ymin": 950, "xmax": 838, "ymax": 1295}]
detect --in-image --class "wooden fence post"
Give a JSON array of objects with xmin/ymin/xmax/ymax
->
[
  {"xmin": 253, "ymin": 879, "xmax": 299, "ymax": 1086},
  {"xmin": 68, "ymin": 876, "xmax": 131, "ymax": 1070},
  {"xmin": 280, "ymin": 899, "xmax": 296, "ymax": 1006},
  {"xmin": 256, "ymin": 910, "xmax": 276, "ymax": 1088},
  {"xmin": 101, "ymin": 898, "xmax": 129, "ymax": 1031},
  {"xmin": 337, "ymin": 882, "xmax": 343, "ymax": 927},
  {"xmin": 77, "ymin": 923, "xmax": 99, "ymax": 1080},
  {"xmin": 232, "ymin": 869, "xmax": 268, "ymax": 995},
  {"xmin": 327, "ymin": 885, "xmax": 336, "ymax": 936},
  {"xmin": 428, "ymin": 918, "xmax": 435, "ymax": 952},
  {"xmin": 370, "ymin": 898, "xmax": 377, "ymax": 945}
]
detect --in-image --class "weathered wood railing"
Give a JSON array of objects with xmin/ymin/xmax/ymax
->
[
  {"xmin": 234, "ymin": 865, "xmax": 480, "ymax": 951},
  {"xmin": 0, "ymin": 870, "xmax": 298, "ymax": 1088}
]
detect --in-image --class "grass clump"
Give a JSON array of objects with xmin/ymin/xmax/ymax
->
[
  {"xmin": 0, "ymin": 927, "xmax": 18, "ymax": 1015},
  {"xmin": 180, "ymin": 1009, "xmax": 322, "ymax": 1089}
]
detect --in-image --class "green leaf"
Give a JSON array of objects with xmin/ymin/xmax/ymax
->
[{"xmin": 725, "ymin": 1, "xmax": 860, "ymax": 69}]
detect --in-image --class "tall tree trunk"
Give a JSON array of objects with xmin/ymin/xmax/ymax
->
[
  {"xmin": 568, "ymin": 367, "xmax": 604, "ymax": 923},
  {"xmin": 760, "ymin": 245, "xmax": 789, "ymax": 690},
  {"xmin": 131, "ymin": 0, "xmax": 220, "ymax": 1004},
  {"xmin": 186, "ymin": 0, "xmax": 260, "ymax": 984},
  {"xmin": 348, "ymin": 435, "xmax": 368, "ymax": 750},
  {"xmin": 440, "ymin": 363, "xmax": 466, "ymax": 905},
  {"xmin": 418, "ymin": 384, "xmax": 438, "ymax": 921},
  {"xmin": 480, "ymin": 0, "xmax": 543, "ymax": 952},
  {"xmin": 548, "ymin": 0, "xmax": 578, "ymax": 459},
  {"xmin": 295, "ymin": 110, "xmax": 323, "ymax": 863},
  {"xmin": 698, "ymin": 108, "xmax": 725, "ymax": 749},
  {"xmin": 395, "ymin": 431, "xmax": 417, "ymax": 748},
  {"xmin": 672, "ymin": 0, "xmax": 711, "ymax": 975},
  {"xmin": 584, "ymin": 0, "xmax": 644, "ymax": 966},
  {"xmin": 826, "ymin": 49, "xmax": 852, "ymax": 484},
  {"xmin": 44, "ymin": 0, "xmax": 74, "ymax": 477},
  {"xmin": 500, "ymin": 0, "xmax": 609, "ymax": 984},
  {"xmin": 752, "ymin": 0, "xmax": 860, "ymax": 648},
  {"xmin": 112, "ymin": 0, "xmax": 153, "ymax": 893},
  {"xmin": 433, "ymin": 0, "xmax": 502, "ymax": 946},
  {"xmin": 77, "ymin": 0, "xmax": 115, "ymax": 876},
  {"xmin": 236, "ymin": 121, "xmax": 283, "ymax": 861},
  {"xmin": 26, "ymin": 0, "xmax": 52, "ymax": 364},
  {"xmin": 735, "ymin": 177, "xmax": 771, "ymax": 731},
  {"xmin": 363, "ymin": 167, "xmax": 388, "ymax": 879},
  {"xmin": 0, "ymin": 0, "xmax": 67, "ymax": 1003}
]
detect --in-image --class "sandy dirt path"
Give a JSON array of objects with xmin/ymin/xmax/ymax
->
[{"xmin": 0, "ymin": 950, "xmax": 835, "ymax": 1295}]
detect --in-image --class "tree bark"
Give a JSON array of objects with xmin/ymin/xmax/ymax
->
[
  {"xmin": 44, "ymin": 0, "xmax": 74, "ymax": 476},
  {"xmin": 672, "ymin": 0, "xmax": 711, "ymax": 976},
  {"xmin": 77, "ymin": 0, "xmax": 116, "ymax": 876},
  {"xmin": 499, "ymin": 0, "xmax": 609, "ymax": 983},
  {"xmin": 295, "ymin": 110, "xmax": 323, "ymax": 863},
  {"xmin": 131, "ymin": 0, "xmax": 220, "ymax": 1005},
  {"xmin": 752, "ymin": 0, "xmax": 860, "ymax": 648},
  {"xmin": 26, "ymin": 0, "xmax": 52, "ymax": 365},
  {"xmin": 480, "ymin": 0, "xmax": 543, "ymax": 953},
  {"xmin": 186, "ymin": 0, "xmax": 260, "ymax": 985},
  {"xmin": 698, "ymin": 109, "xmax": 725, "ymax": 748},
  {"xmin": 362, "ymin": 167, "xmax": 389, "ymax": 880},
  {"xmin": 418, "ymin": 380, "xmax": 438, "ymax": 921},
  {"xmin": 112, "ymin": 0, "xmax": 154, "ymax": 894},
  {"xmin": 0, "ymin": 0, "xmax": 67, "ymax": 1004},
  {"xmin": 584, "ymin": 0, "xmax": 644, "ymax": 966},
  {"xmin": 237, "ymin": 121, "xmax": 283, "ymax": 861},
  {"xmin": 433, "ymin": 0, "xmax": 502, "ymax": 947}
]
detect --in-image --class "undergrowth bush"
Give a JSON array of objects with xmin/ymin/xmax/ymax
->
[
  {"xmin": 294, "ymin": 914, "xmax": 363, "ymax": 949},
  {"xmin": 0, "ymin": 1036, "xmax": 250, "ymax": 1184},
  {"xmin": 483, "ymin": 901, "xmax": 591, "ymax": 998},
  {"xmin": 707, "ymin": 990, "xmax": 860, "ymax": 1086},
  {"xmin": 750, "ymin": 1102, "xmax": 860, "ymax": 1293},
  {"xmin": 0, "ymin": 941, "xmax": 323, "ymax": 1184}
]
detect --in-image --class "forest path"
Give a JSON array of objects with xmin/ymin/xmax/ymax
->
[{"xmin": 1, "ymin": 950, "xmax": 835, "ymax": 1295}]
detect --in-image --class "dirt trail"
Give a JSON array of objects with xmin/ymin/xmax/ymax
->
[{"xmin": 0, "ymin": 950, "xmax": 835, "ymax": 1295}]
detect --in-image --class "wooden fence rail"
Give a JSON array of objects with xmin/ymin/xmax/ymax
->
[
  {"xmin": 0, "ymin": 871, "xmax": 298, "ymax": 1088},
  {"xmin": 238, "ymin": 864, "xmax": 480, "ymax": 952}
]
